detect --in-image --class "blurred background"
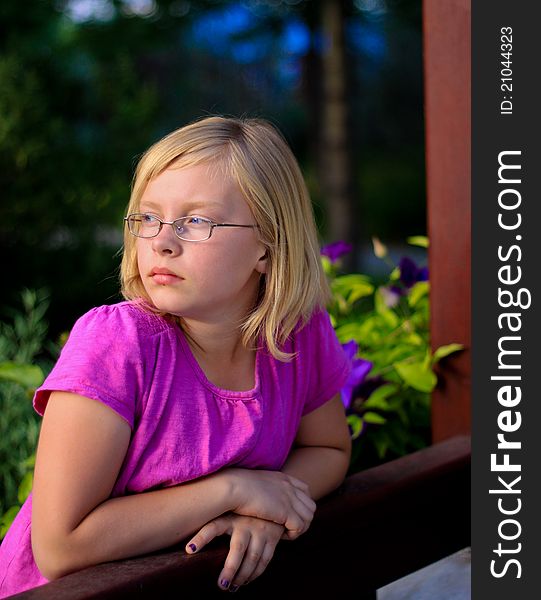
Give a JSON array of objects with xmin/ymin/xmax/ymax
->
[
  {"xmin": 1, "ymin": 0, "xmax": 431, "ymax": 526},
  {"xmin": 0, "ymin": 0, "xmax": 425, "ymax": 340}
]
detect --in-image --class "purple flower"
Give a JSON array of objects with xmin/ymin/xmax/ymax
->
[
  {"xmin": 340, "ymin": 340, "xmax": 373, "ymax": 409},
  {"xmin": 321, "ymin": 241, "xmax": 353, "ymax": 263},
  {"xmin": 398, "ymin": 257, "xmax": 429, "ymax": 289}
]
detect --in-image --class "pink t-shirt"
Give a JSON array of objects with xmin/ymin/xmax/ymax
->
[{"xmin": 0, "ymin": 301, "xmax": 350, "ymax": 596}]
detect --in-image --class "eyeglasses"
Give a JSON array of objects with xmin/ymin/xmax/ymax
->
[{"xmin": 124, "ymin": 213, "xmax": 258, "ymax": 242}]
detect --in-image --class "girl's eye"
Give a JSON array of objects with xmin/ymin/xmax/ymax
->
[
  {"xmin": 187, "ymin": 216, "xmax": 207, "ymax": 226},
  {"xmin": 141, "ymin": 214, "xmax": 159, "ymax": 224}
]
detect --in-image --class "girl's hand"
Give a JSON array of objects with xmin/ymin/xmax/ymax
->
[
  {"xmin": 226, "ymin": 468, "xmax": 316, "ymax": 540},
  {"xmin": 185, "ymin": 514, "xmax": 285, "ymax": 591}
]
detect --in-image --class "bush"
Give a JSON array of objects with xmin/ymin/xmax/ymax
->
[
  {"xmin": 0, "ymin": 290, "xmax": 59, "ymax": 536},
  {"xmin": 323, "ymin": 237, "xmax": 463, "ymax": 473}
]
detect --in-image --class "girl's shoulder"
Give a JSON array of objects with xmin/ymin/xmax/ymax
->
[
  {"xmin": 292, "ymin": 307, "xmax": 334, "ymax": 340},
  {"xmin": 72, "ymin": 301, "xmax": 173, "ymax": 341}
]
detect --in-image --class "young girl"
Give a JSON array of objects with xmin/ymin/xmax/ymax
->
[{"xmin": 0, "ymin": 116, "xmax": 352, "ymax": 596}]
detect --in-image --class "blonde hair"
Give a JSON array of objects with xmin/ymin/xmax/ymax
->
[{"xmin": 120, "ymin": 115, "xmax": 330, "ymax": 361}]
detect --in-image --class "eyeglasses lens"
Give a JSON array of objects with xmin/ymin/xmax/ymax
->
[
  {"xmin": 175, "ymin": 217, "xmax": 211, "ymax": 241},
  {"xmin": 128, "ymin": 215, "xmax": 160, "ymax": 237},
  {"xmin": 127, "ymin": 215, "xmax": 212, "ymax": 241}
]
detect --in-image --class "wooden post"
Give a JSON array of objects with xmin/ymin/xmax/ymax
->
[{"xmin": 423, "ymin": 0, "xmax": 471, "ymax": 441}]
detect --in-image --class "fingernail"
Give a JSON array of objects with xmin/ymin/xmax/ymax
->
[
  {"xmin": 188, "ymin": 543, "xmax": 197, "ymax": 553},
  {"xmin": 229, "ymin": 584, "xmax": 239, "ymax": 592},
  {"xmin": 220, "ymin": 579, "xmax": 230, "ymax": 589}
]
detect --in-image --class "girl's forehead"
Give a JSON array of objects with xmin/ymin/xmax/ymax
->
[
  {"xmin": 150, "ymin": 162, "xmax": 234, "ymax": 190},
  {"xmin": 139, "ymin": 163, "xmax": 251, "ymax": 215}
]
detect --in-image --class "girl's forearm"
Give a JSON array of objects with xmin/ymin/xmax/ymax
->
[
  {"xmin": 280, "ymin": 446, "xmax": 350, "ymax": 500},
  {"xmin": 36, "ymin": 472, "xmax": 235, "ymax": 580}
]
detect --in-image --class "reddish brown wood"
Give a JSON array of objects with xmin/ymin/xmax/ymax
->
[
  {"xmin": 423, "ymin": 0, "xmax": 471, "ymax": 441},
  {"xmin": 10, "ymin": 436, "xmax": 470, "ymax": 599}
]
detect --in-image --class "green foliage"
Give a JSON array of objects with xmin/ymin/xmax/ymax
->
[
  {"xmin": 0, "ymin": 290, "xmax": 57, "ymax": 538},
  {"xmin": 0, "ymin": 363, "xmax": 44, "ymax": 389},
  {"xmin": 325, "ymin": 238, "xmax": 463, "ymax": 472}
]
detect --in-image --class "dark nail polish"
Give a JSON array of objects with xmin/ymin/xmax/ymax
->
[
  {"xmin": 230, "ymin": 584, "xmax": 239, "ymax": 592},
  {"xmin": 221, "ymin": 579, "xmax": 230, "ymax": 589},
  {"xmin": 188, "ymin": 543, "xmax": 197, "ymax": 552}
]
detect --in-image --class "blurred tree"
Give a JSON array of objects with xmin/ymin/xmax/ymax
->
[
  {"xmin": 0, "ymin": 0, "xmax": 425, "ymax": 334},
  {"xmin": 0, "ymin": 0, "xmax": 163, "ymax": 332},
  {"xmin": 319, "ymin": 0, "xmax": 358, "ymax": 266}
]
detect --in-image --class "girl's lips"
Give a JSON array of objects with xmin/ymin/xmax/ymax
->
[
  {"xmin": 150, "ymin": 268, "xmax": 183, "ymax": 285},
  {"xmin": 151, "ymin": 273, "xmax": 182, "ymax": 285}
]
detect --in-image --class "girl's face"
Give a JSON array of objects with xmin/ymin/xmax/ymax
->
[{"xmin": 136, "ymin": 163, "xmax": 267, "ymax": 325}]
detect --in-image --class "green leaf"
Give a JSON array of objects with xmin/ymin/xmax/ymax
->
[
  {"xmin": 17, "ymin": 472, "xmax": 33, "ymax": 504},
  {"xmin": 321, "ymin": 255, "xmax": 333, "ymax": 276},
  {"xmin": 363, "ymin": 411, "xmax": 387, "ymax": 425},
  {"xmin": 407, "ymin": 235, "xmax": 429, "ymax": 248},
  {"xmin": 22, "ymin": 454, "xmax": 36, "ymax": 469},
  {"xmin": 363, "ymin": 384, "xmax": 398, "ymax": 410},
  {"xmin": 404, "ymin": 332, "xmax": 424, "ymax": 346},
  {"xmin": 422, "ymin": 348, "xmax": 432, "ymax": 370},
  {"xmin": 348, "ymin": 284, "xmax": 375, "ymax": 305},
  {"xmin": 432, "ymin": 343, "xmax": 464, "ymax": 365},
  {"xmin": 389, "ymin": 267, "xmax": 401, "ymax": 281},
  {"xmin": 0, "ymin": 506, "xmax": 20, "ymax": 539},
  {"xmin": 408, "ymin": 281, "xmax": 430, "ymax": 307},
  {"xmin": 358, "ymin": 315, "xmax": 383, "ymax": 339},
  {"xmin": 0, "ymin": 362, "xmax": 44, "ymax": 389},
  {"xmin": 335, "ymin": 322, "xmax": 362, "ymax": 344},
  {"xmin": 393, "ymin": 360, "xmax": 437, "ymax": 392},
  {"xmin": 347, "ymin": 414, "xmax": 364, "ymax": 440},
  {"xmin": 331, "ymin": 275, "xmax": 374, "ymax": 307}
]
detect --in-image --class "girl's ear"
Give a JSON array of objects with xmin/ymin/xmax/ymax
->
[{"xmin": 255, "ymin": 250, "xmax": 268, "ymax": 274}]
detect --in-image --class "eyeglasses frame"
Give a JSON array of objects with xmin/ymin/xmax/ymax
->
[{"xmin": 124, "ymin": 213, "xmax": 259, "ymax": 242}]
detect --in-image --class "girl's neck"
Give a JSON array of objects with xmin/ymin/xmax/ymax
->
[
  {"xmin": 181, "ymin": 318, "xmax": 257, "ymax": 391},
  {"xmin": 180, "ymin": 318, "xmax": 249, "ymax": 365},
  {"xmin": 178, "ymin": 283, "xmax": 261, "ymax": 364}
]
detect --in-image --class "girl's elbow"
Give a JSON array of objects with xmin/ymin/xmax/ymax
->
[
  {"xmin": 37, "ymin": 561, "xmax": 68, "ymax": 582},
  {"xmin": 33, "ymin": 549, "xmax": 67, "ymax": 581},
  {"xmin": 32, "ymin": 531, "xmax": 79, "ymax": 581}
]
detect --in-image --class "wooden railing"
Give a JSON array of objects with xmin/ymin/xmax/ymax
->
[{"xmin": 11, "ymin": 435, "xmax": 470, "ymax": 599}]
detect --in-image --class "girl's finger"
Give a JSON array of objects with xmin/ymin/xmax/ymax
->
[
  {"xmin": 285, "ymin": 475, "xmax": 311, "ymax": 494},
  {"xmin": 282, "ymin": 497, "xmax": 314, "ymax": 534},
  {"xmin": 294, "ymin": 488, "xmax": 317, "ymax": 514},
  {"xmin": 243, "ymin": 540, "xmax": 278, "ymax": 584},
  {"xmin": 290, "ymin": 493, "xmax": 316, "ymax": 522},
  {"xmin": 230, "ymin": 531, "xmax": 267, "ymax": 586},
  {"xmin": 185, "ymin": 517, "xmax": 230, "ymax": 554},
  {"xmin": 281, "ymin": 528, "xmax": 302, "ymax": 541},
  {"xmin": 282, "ymin": 510, "xmax": 304, "ymax": 535},
  {"xmin": 217, "ymin": 528, "xmax": 251, "ymax": 590}
]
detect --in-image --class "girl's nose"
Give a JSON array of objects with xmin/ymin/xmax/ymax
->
[{"xmin": 151, "ymin": 225, "xmax": 182, "ymax": 256}]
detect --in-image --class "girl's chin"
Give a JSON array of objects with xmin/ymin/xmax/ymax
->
[{"xmin": 144, "ymin": 293, "xmax": 185, "ymax": 316}]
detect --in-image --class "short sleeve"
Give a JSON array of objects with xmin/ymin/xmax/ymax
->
[
  {"xmin": 33, "ymin": 304, "xmax": 148, "ymax": 429},
  {"xmin": 300, "ymin": 310, "xmax": 351, "ymax": 416}
]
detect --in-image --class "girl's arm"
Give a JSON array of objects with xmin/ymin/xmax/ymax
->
[
  {"xmin": 182, "ymin": 394, "xmax": 351, "ymax": 589},
  {"xmin": 280, "ymin": 393, "xmax": 352, "ymax": 503},
  {"xmin": 31, "ymin": 392, "xmax": 314, "ymax": 580}
]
